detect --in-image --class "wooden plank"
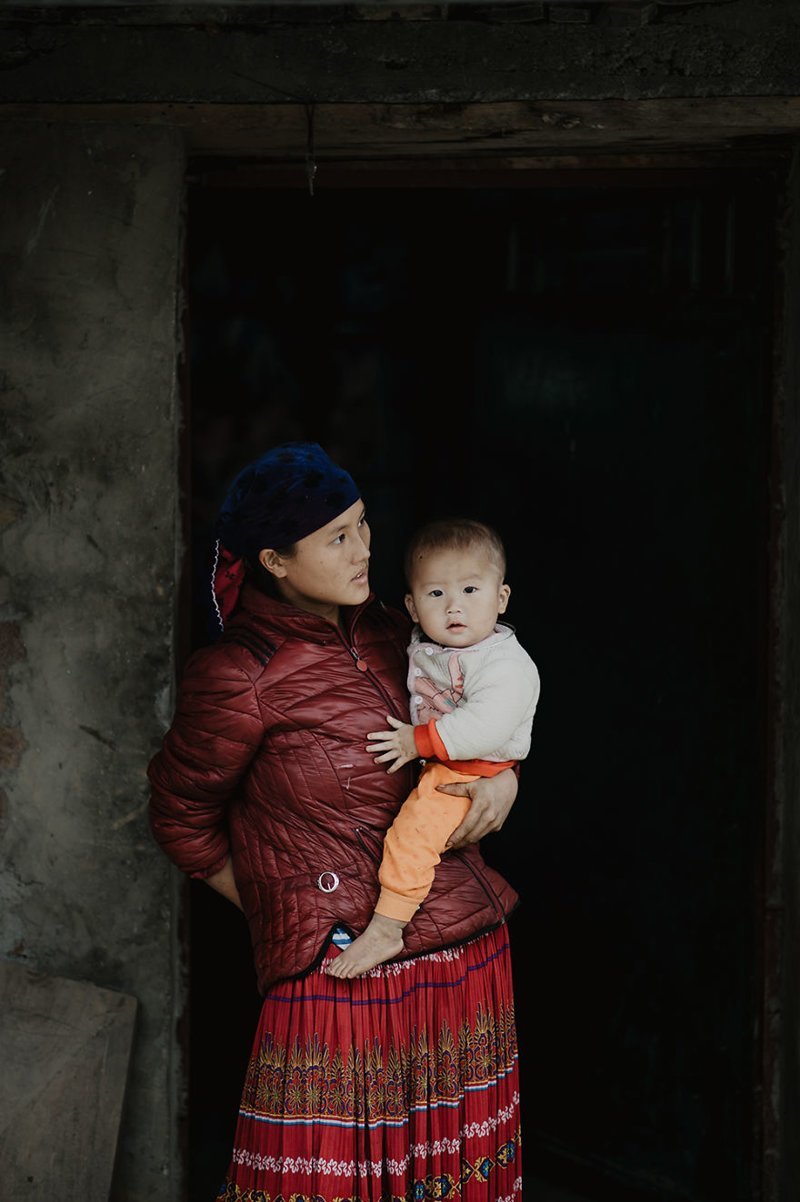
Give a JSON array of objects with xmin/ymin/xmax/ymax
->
[
  {"xmin": 0, "ymin": 962, "xmax": 137, "ymax": 1201},
  {"xmin": 763, "ymin": 150, "xmax": 800, "ymax": 1202},
  {"xmin": 1, "ymin": 99, "xmax": 800, "ymax": 158},
  {"xmin": 189, "ymin": 157, "xmax": 786, "ymax": 189}
]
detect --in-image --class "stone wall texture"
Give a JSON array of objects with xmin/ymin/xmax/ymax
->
[
  {"xmin": 0, "ymin": 121, "xmax": 185, "ymax": 1201},
  {"xmin": 1, "ymin": 0, "xmax": 800, "ymax": 105}
]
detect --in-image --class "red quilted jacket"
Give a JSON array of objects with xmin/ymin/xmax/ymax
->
[{"xmin": 148, "ymin": 583, "xmax": 518, "ymax": 993}]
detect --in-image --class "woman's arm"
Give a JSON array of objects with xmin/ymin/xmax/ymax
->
[
  {"xmin": 437, "ymin": 767, "xmax": 519, "ymax": 848},
  {"xmin": 148, "ymin": 646, "xmax": 266, "ymax": 880}
]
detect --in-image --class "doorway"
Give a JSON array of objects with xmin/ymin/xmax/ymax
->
[{"xmin": 185, "ymin": 171, "xmax": 775, "ymax": 1202}]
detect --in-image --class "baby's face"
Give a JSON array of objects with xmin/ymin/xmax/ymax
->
[{"xmin": 405, "ymin": 545, "xmax": 510, "ymax": 648}]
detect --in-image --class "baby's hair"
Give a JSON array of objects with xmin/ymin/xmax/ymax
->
[{"xmin": 405, "ymin": 518, "xmax": 507, "ymax": 586}]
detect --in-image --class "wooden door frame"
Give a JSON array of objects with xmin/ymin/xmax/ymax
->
[
  {"xmin": 182, "ymin": 144, "xmax": 791, "ymax": 1202},
  {"xmin": 186, "ymin": 134, "xmax": 797, "ymax": 1202},
  {"xmin": 6, "ymin": 96, "xmax": 795, "ymax": 1201},
  {"xmin": 182, "ymin": 116, "xmax": 796, "ymax": 1202}
]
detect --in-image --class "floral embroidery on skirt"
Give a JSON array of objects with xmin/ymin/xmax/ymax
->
[{"xmin": 216, "ymin": 925, "xmax": 521, "ymax": 1202}]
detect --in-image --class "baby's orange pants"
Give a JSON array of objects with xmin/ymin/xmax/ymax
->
[{"xmin": 375, "ymin": 761, "xmax": 481, "ymax": 923}]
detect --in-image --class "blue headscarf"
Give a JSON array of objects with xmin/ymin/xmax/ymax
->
[{"xmin": 212, "ymin": 442, "xmax": 360, "ymax": 629}]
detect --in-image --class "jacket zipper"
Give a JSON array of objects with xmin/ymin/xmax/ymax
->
[
  {"xmin": 337, "ymin": 627, "xmax": 406, "ymax": 723},
  {"xmin": 354, "ymin": 824, "xmax": 382, "ymax": 862}
]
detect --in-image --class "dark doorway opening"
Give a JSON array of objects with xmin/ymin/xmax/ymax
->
[{"xmin": 185, "ymin": 172, "xmax": 774, "ymax": 1202}]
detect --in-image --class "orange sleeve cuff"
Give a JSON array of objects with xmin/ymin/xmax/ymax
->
[{"xmin": 413, "ymin": 719, "xmax": 449, "ymax": 761}]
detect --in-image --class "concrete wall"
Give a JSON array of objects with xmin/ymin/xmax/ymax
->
[
  {"xmin": 0, "ymin": 0, "xmax": 799, "ymax": 105},
  {"xmin": 0, "ymin": 122, "xmax": 185, "ymax": 1201}
]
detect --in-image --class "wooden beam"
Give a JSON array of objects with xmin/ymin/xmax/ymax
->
[
  {"xmin": 189, "ymin": 159, "xmax": 786, "ymax": 189},
  {"xmin": 1, "ymin": 99, "xmax": 800, "ymax": 158}
]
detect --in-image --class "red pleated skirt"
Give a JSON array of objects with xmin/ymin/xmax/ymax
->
[{"xmin": 215, "ymin": 925, "xmax": 521, "ymax": 1202}]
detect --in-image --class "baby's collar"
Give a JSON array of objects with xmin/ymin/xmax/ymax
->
[{"xmin": 412, "ymin": 621, "xmax": 514, "ymax": 654}]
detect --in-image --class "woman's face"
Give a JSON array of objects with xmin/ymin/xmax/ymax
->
[{"xmin": 260, "ymin": 499, "xmax": 371, "ymax": 623}]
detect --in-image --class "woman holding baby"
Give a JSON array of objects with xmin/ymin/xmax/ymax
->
[{"xmin": 148, "ymin": 442, "xmax": 538, "ymax": 1202}]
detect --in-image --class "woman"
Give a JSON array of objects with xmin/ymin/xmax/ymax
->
[{"xmin": 148, "ymin": 442, "xmax": 522, "ymax": 1202}]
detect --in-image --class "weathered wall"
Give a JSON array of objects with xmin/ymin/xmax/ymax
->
[
  {"xmin": 0, "ymin": 0, "xmax": 799, "ymax": 105},
  {"xmin": 0, "ymin": 122, "xmax": 185, "ymax": 1201}
]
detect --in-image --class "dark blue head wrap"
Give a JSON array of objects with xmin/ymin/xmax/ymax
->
[
  {"xmin": 217, "ymin": 441, "xmax": 360, "ymax": 558},
  {"xmin": 212, "ymin": 442, "xmax": 361, "ymax": 630}
]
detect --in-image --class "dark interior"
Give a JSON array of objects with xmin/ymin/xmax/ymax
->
[{"xmin": 186, "ymin": 176, "xmax": 773, "ymax": 1202}]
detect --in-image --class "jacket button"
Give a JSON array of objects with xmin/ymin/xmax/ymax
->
[{"xmin": 317, "ymin": 871, "xmax": 340, "ymax": 893}]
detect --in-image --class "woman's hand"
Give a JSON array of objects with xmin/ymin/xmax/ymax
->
[
  {"xmin": 438, "ymin": 768, "xmax": 518, "ymax": 848},
  {"xmin": 367, "ymin": 716, "xmax": 418, "ymax": 773}
]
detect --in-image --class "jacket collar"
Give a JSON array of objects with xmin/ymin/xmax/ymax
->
[{"xmin": 234, "ymin": 582, "xmax": 376, "ymax": 645}]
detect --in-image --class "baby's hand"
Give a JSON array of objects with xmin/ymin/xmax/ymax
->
[{"xmin": 366, "ymin": 715, "xmax": 418, "ymax": 773}]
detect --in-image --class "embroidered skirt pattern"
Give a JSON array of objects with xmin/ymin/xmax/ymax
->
[{"xmin": 216, "ymin": 925, "xmax": 521, "ymax": 1202}]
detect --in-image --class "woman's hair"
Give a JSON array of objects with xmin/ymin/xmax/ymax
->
[
  {"xmin": 248, "ymin": 546, "xmax": 297, "ymax": 598},
  {"xmin": 404, "ymin": 518, "xmax": 506, "ymax": 586}
]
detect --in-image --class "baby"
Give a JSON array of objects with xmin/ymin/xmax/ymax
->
[{"xmin": 327, "ymin": 518, "xmax": 540, "ymax": 979}]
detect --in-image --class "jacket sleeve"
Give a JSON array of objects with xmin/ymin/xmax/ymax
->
[
  {"xmin": 424, "ymin": 654, "xmax": 540, "ymax": 762},
  {"xmin": 147, "ymin": 645, "xmax": 267, "ymax": 879}
]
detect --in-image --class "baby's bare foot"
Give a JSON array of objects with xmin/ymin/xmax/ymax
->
[{"xmin": 325, "ymin": 914, "xmax": 405, "ymax": 979}]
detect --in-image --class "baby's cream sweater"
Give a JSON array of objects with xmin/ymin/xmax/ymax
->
[{"xmin": 407, "ymin": 623, "xmax": 540, "ymax": 763}]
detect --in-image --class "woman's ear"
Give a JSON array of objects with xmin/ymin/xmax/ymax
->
[
  {"xmin": 259, "ymin": 548, "xmax": 288, "ymax": 580},
  {"xmin": 497, "ymin": 583, "xmax": 511, "ymax": 615},
  {"xmin": 405, "ymin": 593, "xmax": 419, "ymax": 624}
]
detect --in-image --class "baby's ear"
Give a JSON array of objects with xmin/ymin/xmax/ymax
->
[
  {"xmin": 498, "ymin": 583, "xmax": 511, "ymax": 614},
  {"xmin": 405, "ymin": 593, "xmax": 419, "ymax": 623}
]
